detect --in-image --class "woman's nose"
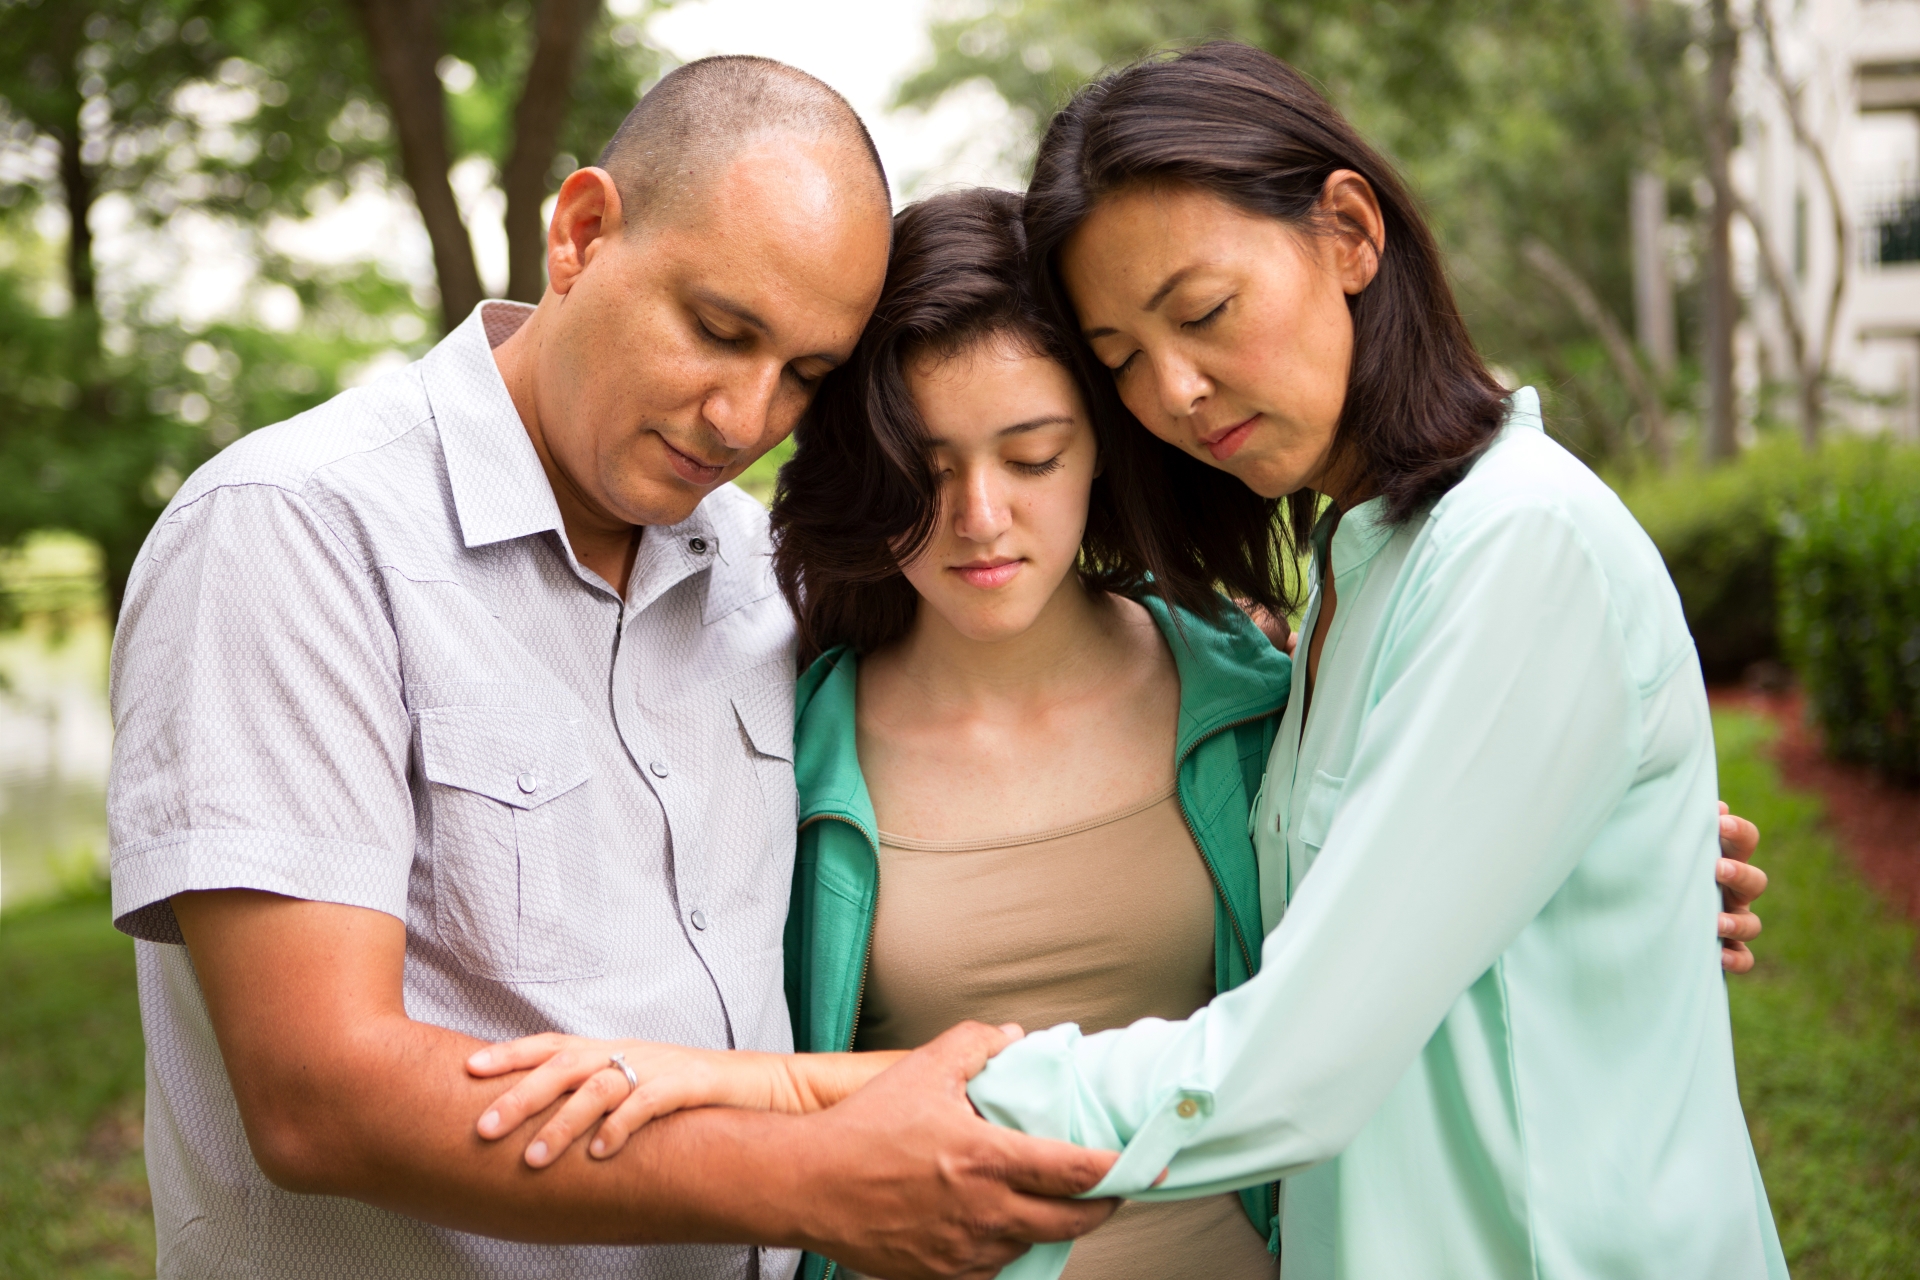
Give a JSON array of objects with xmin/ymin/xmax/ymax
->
[
  {"xmin": 1151, "ymin": 350, "xmax": 1211, "ymax": 422},
  {"xmin": 951, "ymin": 468, "xmax": 1011, "ymax": 542}
]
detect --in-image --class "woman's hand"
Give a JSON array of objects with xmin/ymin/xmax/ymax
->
[
  {"xmin": 466, "ymin": 1035, "xmax": 908, "ymax": 1168},
  {"xmin": 1716, "ymin": 802, "xmax": 1766, "ymax": 973}
]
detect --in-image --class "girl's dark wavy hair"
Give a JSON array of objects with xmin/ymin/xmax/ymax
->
[
  {"xmin": 1023, "ymin": 41, "xmax": 1509, "ymax": 582},
  {"xmin": 771, "ymin": 186, "xmax": 1289, "ymax": 662}
]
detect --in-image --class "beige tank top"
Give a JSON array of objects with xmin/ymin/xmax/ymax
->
[{"xmin": 850, "ymin": 785, "xmax": 1276, "ymax": 1280}]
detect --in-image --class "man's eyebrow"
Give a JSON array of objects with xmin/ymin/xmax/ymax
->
[
  {"xmin": 690, "ymin": 288, "xmax": 772, "ymax": 337},
  {"xmin": 690, "ymin": 289, "xmax": 849, "ymax": 370},
  {"xmin": 1084, "ymin": 265, "xmax": 1199, "ymax": 340}
]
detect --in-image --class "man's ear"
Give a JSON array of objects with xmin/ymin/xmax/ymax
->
[
  {"xmin": 547, "ymin": 167, "xmax": 625, "ymax": 297},
  {"xmin": 1319, "ymin": 169, "xmax": 1385, "ymax": 296}
]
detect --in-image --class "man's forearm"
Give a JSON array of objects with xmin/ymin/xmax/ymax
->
[{"xmin": 275, "ymin": 1012, "xmax": 824, "ymax": 1246}]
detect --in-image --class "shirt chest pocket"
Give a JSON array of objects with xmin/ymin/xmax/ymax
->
[
  {"xmin": 418, "ymin": 706, "xmax": 607, "ymax": 983},
  {"xmin": 1286, "ymin": 770, "xmax": 1347, "ymax": 905},
  {"xmin": 731, "ymin": 678, "xmax": 797, "ymax": 869}
]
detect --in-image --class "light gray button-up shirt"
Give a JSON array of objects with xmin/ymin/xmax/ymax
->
[{"xmin": 109, "ymin": 302, "xmax": 800, "ymax": 1280}]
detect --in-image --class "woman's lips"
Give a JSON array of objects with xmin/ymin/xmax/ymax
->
[
  {"xmin": 1201, "ymin": 415, "xmax": 1259, "ymax": 462},
  {"xmin": 951, "ymin": 559, "xmax": 1023, "ymax": 588}
]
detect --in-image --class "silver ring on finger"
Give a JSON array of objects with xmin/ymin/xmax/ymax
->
[{"xmin": 609, "ymin": 1052, "xmax": 638, "ymax": 1094}]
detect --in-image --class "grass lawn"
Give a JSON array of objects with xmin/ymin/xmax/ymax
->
[
  {"xmin": 1717, "ymin": 708, "xmax": 1920, "ymax": 1278},
  {"xmin": 0, "ymin": 892, "xmax": 153, "ymax": 1278},
  {"xmin": 2, "ymin": 710, "xmax": 1915, "ymax": 1276}
]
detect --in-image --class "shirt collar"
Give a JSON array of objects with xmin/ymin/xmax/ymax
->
[
  {"xmin": 419, "ymin": 301, "xmax": 566, "ymax": 551},
  {"xmin": 1312, "ymin": 494, "xmax": 1396, "ymax": 581}
]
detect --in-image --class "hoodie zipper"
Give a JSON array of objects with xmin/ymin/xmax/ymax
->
[{"xmin": 799, "ymin": 811, "xmax": 879, "ymax": 1280}]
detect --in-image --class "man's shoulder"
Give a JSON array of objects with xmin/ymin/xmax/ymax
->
[{"xmin": 167, "ymin": 365, "xmax": 436, "ymax": 518}]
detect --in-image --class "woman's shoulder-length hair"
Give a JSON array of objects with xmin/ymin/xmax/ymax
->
[
  {"xmin": 769, "ymin": 185, "xmax": 1294, "ymax": 663},
  {"xmin": 1022, "ymin": 40, "xmax": 1511, "ymax": 567}
]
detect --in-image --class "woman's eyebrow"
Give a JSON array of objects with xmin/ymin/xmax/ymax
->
[
  {"xmin": 998, "ymin": 415, "xmax": 1076, "ymax": 437},
  {"xmin": 1085, "ymin": 265, "xmax": 1202, "ymax": 340}
]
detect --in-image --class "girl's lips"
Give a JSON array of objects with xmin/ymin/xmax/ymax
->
[
  {"xmin": 952, "ymin": 559, "xmax": 1023, "ymax": 589},
  {"xmin": 1202, "ymin": 415, "xmax": 1259, "ymax": 462}
]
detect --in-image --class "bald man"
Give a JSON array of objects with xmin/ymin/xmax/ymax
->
[{"xmin": 107, "ymin": 57, "xmax": 1113, "ymax": 1280}]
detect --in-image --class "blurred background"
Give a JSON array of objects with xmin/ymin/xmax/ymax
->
[{"xmin": 1, "ymin": 0, "xmax": 1915, "ymax": 1275}]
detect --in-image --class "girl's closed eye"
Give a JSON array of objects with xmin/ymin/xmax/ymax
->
[{"xmin": 1011, "ymin": 454, "xmax": 1065, "ymax": 477}]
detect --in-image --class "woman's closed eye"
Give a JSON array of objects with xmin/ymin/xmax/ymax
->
[
  {"xmin": 1011, "ymin": 454, "xmax": 1065, "ymax": 476},
  {"xmin": 1182, "ymin": 298, "xmax": 1231, "ymax": 330}
]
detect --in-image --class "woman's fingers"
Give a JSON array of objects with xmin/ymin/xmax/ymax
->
[
  {"xmin": 1717, "ymin": 809, "xmax": 1760, "ymax": 864},
  {"xmin": 467, "ymin": 1032, "xmax": 571, "ymax": 1078},
  {"xmin": 1722, "ymin": 941, "xmax": 1755, "ymax": 974},
  {"xmin": 1717, "ymin": 857, "xmax": 1768, "ymax": 911},
  {"xmin": 476, "ymin": 1047, "xmax": 609, "ymax": 1140},
  {"xmin": 524, "ymin": 1067, "xmax": 637, "ymax": 1167}
]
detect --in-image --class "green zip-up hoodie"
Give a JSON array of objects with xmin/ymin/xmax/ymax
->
[{"xmin": 784, "ymin": 595, "xmax": 1292, "ymax": 1280}]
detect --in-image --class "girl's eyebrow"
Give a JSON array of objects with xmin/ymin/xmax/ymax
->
[{"xmin": 925, "ymin": 415, "xmax": 1076, "ymax": 449}]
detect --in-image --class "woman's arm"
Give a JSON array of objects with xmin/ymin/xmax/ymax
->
[
  {"xmin": 466, "ymin": 1036, "xmax": 908, "ymax": 1166},
  {"xmin": 965, "ymin": 499, "xmax": 1654, "ymax": 1199}
]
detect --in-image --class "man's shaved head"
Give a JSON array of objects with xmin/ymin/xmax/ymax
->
[{"xmin": 598, "ymin": 55, "xmax": 890, "ymax": 227}]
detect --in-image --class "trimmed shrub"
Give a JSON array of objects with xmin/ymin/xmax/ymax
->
[
  {"xmin": 1615, "ymin": 440, "xmax": 1809, "ymax": 682},
  {"xmin": 1778, "ymin": 452, "xmax": 1920, "ymax": 784}
]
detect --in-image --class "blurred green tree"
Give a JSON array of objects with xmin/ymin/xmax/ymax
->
[
  {"xmin": 0, "ymin": 0, "xmax": 669, "ymax": 615},
  {"xmin": 898, "ymin": 0, "xmax": 1712, "ymax": 473}
]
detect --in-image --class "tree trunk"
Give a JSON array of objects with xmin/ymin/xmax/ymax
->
[
  {"xmin": 57, "ymin": 126, "xmax": 95, "ymax": 312},
  {"xmin": 1524, "ymin": 238, "xmax": 1670, "ymax": 469},
  {"xmin": 350, "ymin": 0, "xmax": 486, "ymax": 332},
  {"xmin": 503, "ymin": 0, "xmax": 602, "ymax": 303},
  {"xmin": 1630, "ymin": 169, "xmax": 1675, "ymax": 381},
  {"xmin": 1702, "ymin": 0, "xmax": 1740, "ymax": 463}
]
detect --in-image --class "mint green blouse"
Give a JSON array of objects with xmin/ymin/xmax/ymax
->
[{"xmin": 966, "ymin": 390, "xmax": 1789, "ymax": 1280}]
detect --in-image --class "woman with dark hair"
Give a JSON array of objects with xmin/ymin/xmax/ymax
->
[{"xmin": 946, "ymin": 40, "xmax": 1790, "ymax": 1280}]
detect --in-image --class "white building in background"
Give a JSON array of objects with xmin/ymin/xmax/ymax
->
[{"xmin": 1735, "ymin": 0, "xmax": 1920, "ymax": 438}]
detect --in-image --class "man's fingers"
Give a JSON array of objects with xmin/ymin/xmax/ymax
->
[
  {"xmin": 916, "ymin": 1021, "xmax": 1018, "ymax": 1085},
  {"xmin": 1717, "ymin": 811, "xmax": 1760, "ymax": 863},
  {"xmin": 994, "ymin": 1191, "xmax": 1121, "ymax": 1245},
  {"xmin": 1719, "ymin": 910, "xmax": 1763, "ymax": 943},
  {"xmin": 1722, "ymin": 941, "xmax": 1755, "ymax": 974},
  {"xmin": 992, "ymin": 1130, "xmax": 1119, "ymax": 1199},
  {"xmin": 467, "ymin": 1032, "xmax": 568, "ymax": 1077}
]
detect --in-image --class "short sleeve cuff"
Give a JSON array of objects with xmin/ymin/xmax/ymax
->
[{"xmin": 111, "ymin": 829, "xmax": 412, "ymax": 943}]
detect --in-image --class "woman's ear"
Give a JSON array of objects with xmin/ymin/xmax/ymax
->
[{"xmin": 1320, "ymin": 169, "xmax": 1385, "ymax": 296}]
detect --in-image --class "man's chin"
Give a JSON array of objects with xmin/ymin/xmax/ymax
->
[{"xmin": 610, "ymin": 474, "xmax": 727, "ymax": 528}]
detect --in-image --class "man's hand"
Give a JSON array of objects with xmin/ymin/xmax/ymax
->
[
  {"xmin": 1716, "ymin": 802, "xmax": 1766, "ymax": 973},
  {"xmin": 787, "ymin": 1022, "xmax": 1118, "ymax": 1280}
]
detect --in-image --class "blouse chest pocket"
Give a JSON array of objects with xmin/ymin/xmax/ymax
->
[
  {"xmin": 1295, "ymin": 770, "xmax": 1347, "ymax": 856},
  {"xmin": 418, "ymin": 705, "xmax": 608, "ymax": 983}
]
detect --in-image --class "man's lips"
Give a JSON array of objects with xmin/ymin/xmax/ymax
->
[
  {"xmin": 950, "ymin": 558, "xmax": 1023, "ymax": 589},
  {"xmin": 1198, "ymin": 415, "xmax": 1260, "ymax": 462},
  {"xmin": 661, "ymin": 437, "xmax": 728, "ymax": 486}
]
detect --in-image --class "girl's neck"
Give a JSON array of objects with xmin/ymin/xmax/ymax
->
[{"xmin": 879, "ymin": 575, "xmax": 1131, "ymax": 716}]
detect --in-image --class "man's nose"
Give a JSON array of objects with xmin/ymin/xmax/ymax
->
[
  {"xmin": 705, "ymin": 363, "xmax": 784, "ymax": 451},
  {"xmin": 951, "ymin": 467, "xmax": 1011, "ymax": 542}
]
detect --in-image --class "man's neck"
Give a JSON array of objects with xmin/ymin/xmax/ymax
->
[{"xmin": 491, "ymin": 302, "xmax": 642, "ymax": 599}]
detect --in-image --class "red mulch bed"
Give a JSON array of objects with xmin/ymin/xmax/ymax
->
[{"xmin": 1709, "ymin": 687, "xmax": 1920, "ymax": 924}]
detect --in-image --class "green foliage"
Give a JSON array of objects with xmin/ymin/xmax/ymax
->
[
  {"xmin": 1778, "ymin": 453, "xmax": 1920, "ymax": 784},
  {"xmin": 1615, "ymin": 437, "xmax": 1809, "ymax": 681},
  {"xmin": 1716, "ymin": 709, "xmax": 1920, "ymax": 1277},
  {"xmin": 0, "ymin": 893, "xmax": 152, "ymax": 1278},
  {"xmin": 899, "ymin": 0, "xmax": 1710, "ymax": 470}
]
